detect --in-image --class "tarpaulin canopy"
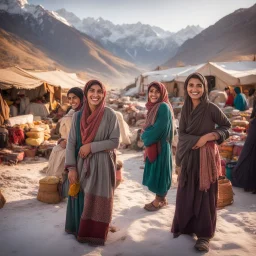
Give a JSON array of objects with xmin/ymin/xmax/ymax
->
[{"xmin": 0, "ymin": 67, "xmax": 44, "ymax": 90}]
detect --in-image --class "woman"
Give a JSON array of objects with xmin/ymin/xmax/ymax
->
[
  {"xmin": 65, "ymin": 80, "xmax": 120, "ymax": 245},
  {"xmin": 142, "ymin": 82, "xmax": 173, "ymax": 211},
  {"xmin": 234, "ymin": 87, "xmax": 248, "ymax": 111},
  {"xmin": 224, "ymin": 87, "xmax": 234, "ymax": 107},
  {"xmin": 0, "ymin": 90, "xmax": 10, "ymax": 126},
  {"xmin": 172, "ymin": 73, "xmax": 231, "ymax": 252},
  {"xmin": 233, "ymin": 90, "xmax": 256, "ymax": 194},
  {"xmin": 46, "ymin": 87, "xmax": 84, "ymax": 179}
]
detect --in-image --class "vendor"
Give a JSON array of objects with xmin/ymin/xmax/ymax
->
[
  {"xmin": 224, "ymin": 86, "xmax": 234, "ymax": 107},
  {"xmin": 0, "ymin": 90, "xmax": 10, "ymax": 126},
  {"xmin": 234, "ymin": 87, "xmax": 248, "ymax": 111}
]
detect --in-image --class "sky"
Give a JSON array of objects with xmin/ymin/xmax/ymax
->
[{"xmin": 28, "ymin": 0, "xmax": 256, "ymax": 32}]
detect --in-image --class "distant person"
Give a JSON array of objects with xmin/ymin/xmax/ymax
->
[
  {"xmin": 142, "ymin": 81, "xmax": 174, "ymax": 211},
  {"xmin": 115, "ymin": 159, "xmax": 123, "ymax": 189},
  {"xmin": 233, "ymin": 99, "xmax": 256, "ymax": 194},
  {"xmin": 172, "ymin": 73, "xmax": 231, "ymax": 252},
  {"xmin": 234, "ymin": 87, "xmax": 248, "ymax": 111},
  {"xmin": 248, "ymin": 88, "xmax": 255, "ymax": 109},
  {"xmin": 224, "ymin": 86, "xmax": 234, "ymax": 107},
  {"xmin": 0, "ymin": 90, "xmax": 10, "ymax": 126}
]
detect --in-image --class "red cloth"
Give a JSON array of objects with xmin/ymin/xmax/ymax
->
[
  {"xmin": 225, "ymin": 94, "xmax": 234, "ymax": 106},
  {"xmin": 199, "ymin": 141, "xmax": 222, "ymax": 191},
  {"xmin": 8, "ymin": 127, "xmax": 25, "ymax": 145},
  {"xmin": 143, "ymin": 82, "xmax": 174, "ymax": 163},
  {"xmin": 80, "ymin": 80, "xmax": 106, "ymax": 145}
]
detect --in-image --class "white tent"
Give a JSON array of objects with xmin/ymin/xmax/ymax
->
[{"xmin": 175, "ymin": 61, "xmax": 256, "ymax": 90}]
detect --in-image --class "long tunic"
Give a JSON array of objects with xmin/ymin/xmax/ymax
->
[
  {"xmin": 142, "ymin": 103, "xmax": 172, "ymax": 196},
  {"xmin": 65, "ymin": 107, "xmax": 120, "ymax": 245},
  {"xmin": 172, "ymin": 102, "xmax": 230, "ymax": 238}
]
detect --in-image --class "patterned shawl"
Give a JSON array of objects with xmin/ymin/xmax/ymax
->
[{"xmin": 80, "ymin": 80, "xmax": 106, "ymax": 145}]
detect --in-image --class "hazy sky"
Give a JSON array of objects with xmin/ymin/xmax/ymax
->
[{"xmin": 29, "ymin": 0, "xmax": 256, "ymax": 32}]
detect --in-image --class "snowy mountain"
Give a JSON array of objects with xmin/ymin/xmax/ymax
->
[
  {"xmin": 56, "ymin": 8, "xmax": 203, "ymax": 67},
  {"xmin": 0, "ymin": 0, "xmax": 141, "ymax": 85}
]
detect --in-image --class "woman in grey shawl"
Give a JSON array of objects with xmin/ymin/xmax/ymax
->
[{"xmin": 171, "ymin": 73, "xmax": 231, "ymax": 252}]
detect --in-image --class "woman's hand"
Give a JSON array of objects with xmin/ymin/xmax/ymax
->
[
  {"xmin": 192, "ymin": 135, "xmax": 208, "ymax": 150},
  {"xmin": 59, "ymin": 140, "xmax": 67, "ymax": 149},
  {"xmin": 79, "ymin": 143, "xmax": 91, "ymax": 158},
  {"xmin": 68, "ymin": 169, "xmax": 78, "ymax": 184}
]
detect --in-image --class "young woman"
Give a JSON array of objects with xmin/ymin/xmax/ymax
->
[
  {"xmin": 172, "ymin": 73, "xmax": 231, "ymax": 252},
  {"xmin": 46, "ymin": 87, "xmax": 83, "ymax": 180},
  {"xmin": 65, "ymin": 80, "xmax": 120, "ymax": 245},
  {"xmin": 142, "ymin": 81, "xmax": 174, "ymax": 211}
]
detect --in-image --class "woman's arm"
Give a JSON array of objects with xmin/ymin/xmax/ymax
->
[
  {"xmin": 90, "ymin": 111, "xmax": 120, "ymax": 153},
  {"xmin": 141, "ymin": 103, "xmax": 171, "ymax": 147},
  {"xmin": 65, "ymin": 112, "xmax": 78, "ymax": 168}
]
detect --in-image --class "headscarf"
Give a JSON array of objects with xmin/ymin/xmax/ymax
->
[
  {"xmin": 67, "ymin": 87, "xmax": 84, "ymax": 112},
  {"xmin": 80, "ymin": 80, "xmax": 106, "ymax": 145},
  {"xmin": 0, "ymin": 90, "xmax": 10, "ymax": 126},
  {"xmin": 234, "ymin": 87, "xmax": 241, "ymax": 94}
]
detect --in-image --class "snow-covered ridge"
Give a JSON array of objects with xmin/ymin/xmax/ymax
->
[{"xmin": 0, "ymin": 0, "xmax": 71, "ymax": 26}]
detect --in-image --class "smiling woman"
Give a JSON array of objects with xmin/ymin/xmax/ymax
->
[
  {"xmin": 64, "ymin": 80, "xmax": 120, "ymax": 246},
  {"xmin": 172, "ymin": 73, "xmax": 231, "ymax": 252}
]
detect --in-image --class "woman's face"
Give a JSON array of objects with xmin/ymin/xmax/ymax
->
[
  {"xmin": 86, "ymin": 84, "xmax": 104, "ymax": 107},
  {"xmin": 68, "ymin": 93, "xmax": 81, "ymax": 110},
  {"xmin": 187, "ymin": 78, "xmax": 204, "ymax": 100},
  {"xmin": 148, "ymin": 86, "xmax": 161, "ymax": 103}
]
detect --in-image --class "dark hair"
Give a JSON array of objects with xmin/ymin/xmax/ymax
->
[
  {"xmin": 224, "ymin": 87, "xmax": 230, "ymax": 91},
  {"xmin": 148, "ymin": 83, "xmax": 160, "ymax": 92},
  {"xmin": 84, "ymin": 80, "xmax": 103, "ymax": 96},
  {"xmin": 249, "ymin": 88, "xmax": 255, "ymax": 97},
  {"xmin": 184, "ymin": 72, "xmax": 208, "ymax": 102},
  {"xmin": 67, "ymin": 87, "xmax": 84, "ymax": 103}
]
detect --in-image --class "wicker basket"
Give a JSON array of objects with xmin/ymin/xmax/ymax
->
[
  {"xmin": 37, "ymin": 176, "xmax": 61, "ymax": 204},
  {"xmin": 217, "ymin": 178, "xmax": 234, "ymax": 208}
]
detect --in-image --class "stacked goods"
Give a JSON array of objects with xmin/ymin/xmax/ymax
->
[
  {"xmin": 37, "ymin": 176, "xmax": 61, "ymax": 204},
  {"xmin": 26, "ymin": 127, "xmax": 44, "ymax": 146},
  {"xmin": 218, "ymin": 142, "xmax": 233, "ymax": 160},
  {"xmin": 217, "ymin": 177, "xmax": 234, "ymax": 208},
  {"xmin": 0, "ymin": 148, "xmax": 25, "ymax": 164}
]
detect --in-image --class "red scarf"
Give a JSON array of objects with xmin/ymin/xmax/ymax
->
[
  {"xmin": 80, "ymin": 80, "xmax": 106, "ymax": 145},
  {"xmin": 143, "ymin": 82, "xmax": 174, "ymax": 163}
]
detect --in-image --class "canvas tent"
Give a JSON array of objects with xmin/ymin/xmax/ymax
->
[
  {"xmin": 126, "ymin": 64, "xmax": 205, "ymax": 96},
  {"xmin": 175, "ymin": 61, "xmax": 256, "ymax": 91}
]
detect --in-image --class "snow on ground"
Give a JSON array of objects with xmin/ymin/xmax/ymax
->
[{"xmin": 0, "ymin": 149, "xmax": 256, "ymax": 256}]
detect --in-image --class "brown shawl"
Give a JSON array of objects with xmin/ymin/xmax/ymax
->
[
  {"xmin": 0, "ymin": 91, "xmax": 10, "ymax": 126},
  {"xmin": 143, "ymin": 82, "xmax": 174, "ymax": 162},
  {"xmin": 80, "ymin": 80, "xmax": 106, "ymax": 145},
  {"xmin": 177, "ymin": 73, "xmax": 220, "ymax": 190}
]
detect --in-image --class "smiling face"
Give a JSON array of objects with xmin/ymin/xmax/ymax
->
[
  {"xmin": 187, "ymin": 78, "xmax": 204, "ymax": 101},
  {"xmin": 148, "ymin": 85, "xmax": 161, "ymax": 103},
  {"xmin": 67, "ymin": 93, "xmax": 81, "ymax": 110},
  {"xmin": 86, "ymin": 84, "xmax": 104, "ymax": 110}
]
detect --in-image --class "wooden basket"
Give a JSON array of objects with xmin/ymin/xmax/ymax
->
[{"xmin": 217, "ymin": 178, "xmax": 234, "ymax": 208}]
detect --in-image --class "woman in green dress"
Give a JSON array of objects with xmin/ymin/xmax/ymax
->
[{"xmin": 142, "ymin": 81, "xmax": 174, "ymax": 211}]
